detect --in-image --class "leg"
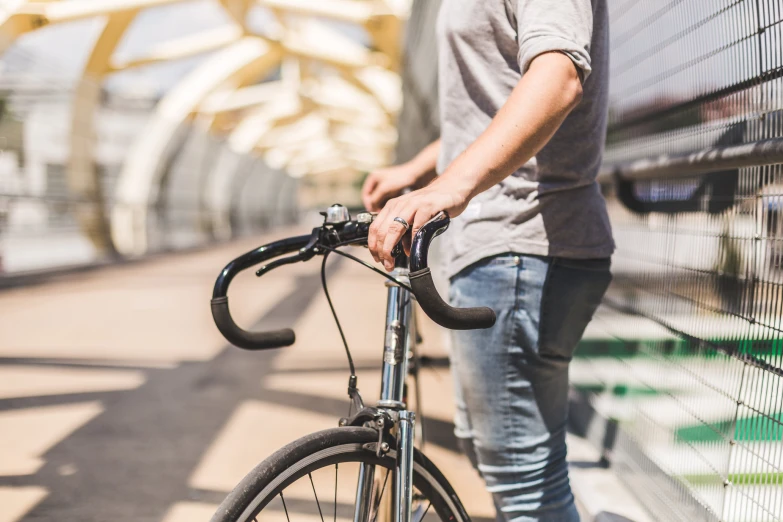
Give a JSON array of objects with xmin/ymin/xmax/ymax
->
[
  {"xmin": 450, "ymin": 255, "xmax": 611, "ymax": 522},
  {"xmin": 449, "ymin": 255, "xmax": 518, "ymax": 474}
]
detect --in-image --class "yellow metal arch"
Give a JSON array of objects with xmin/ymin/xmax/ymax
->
[
  {"xmin": 69, "ymin": 12, "xmax": 138, "ymax": 255},
  {"xmin": 1, "ymin": 0, "xmax": 408, "ymax": 256},
  {"xmin": 112, "ymin": 37, "xmax": 283, "ymax": 255}
]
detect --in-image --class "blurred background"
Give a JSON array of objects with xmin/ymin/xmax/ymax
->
[{"xmin": 0, "ymin": 1, "xmax": 782, "ymax": 521}]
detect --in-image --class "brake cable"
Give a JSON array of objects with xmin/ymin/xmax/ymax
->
[
  {"xmin": 320, "ymin": 250, "xmax": 355, "ymax": 375},
  {"xmin": 318, "ymin": 239, "xmax": 413, "ymax": 414},
  {"xmin": 318, "ymin": 243, "xmax": 413, "ymax": 292}
]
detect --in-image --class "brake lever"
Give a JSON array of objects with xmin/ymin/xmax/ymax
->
[
  {"xmin": 256, "ymin": 230, "xmax": 319, "ymax": 277},
  {"xmin": 255, "ymin": 252, "xmax": 312, "ymax": 277}
]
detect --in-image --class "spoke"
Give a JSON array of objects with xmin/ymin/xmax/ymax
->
[
  {"xmin": 280, "ymin": 492, "xmax": 291, "ymax": 522},
  {"xmin": 334, "ymin": 464, "xmax": 338, "ymax": 522},
  {"xmin": 410, "ymin": 494, "xmax": 433, "ymax": 522},
  {"xmin": 370, "ymin": 468, "xmax": 391, "ymax": 522},
  {"xmin": 418, "ymin": 501, "xmax": 432, "ymax": 522},
  {"xmin": 309, "ymin": 472, "xmax": 326, "ymax": 522}
]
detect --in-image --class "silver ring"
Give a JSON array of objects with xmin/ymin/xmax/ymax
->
[{"xmin": 393, "ymin": 217, "xmax": 410, "ymax": 230}]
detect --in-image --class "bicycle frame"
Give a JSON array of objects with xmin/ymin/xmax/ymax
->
[
  {"xmin": 211, "ymin": 208, "xmax": 493, "ymax": 522},
  {"xmin": 353, "ymin": 262, "xmax": 417, "ymax": 522}
]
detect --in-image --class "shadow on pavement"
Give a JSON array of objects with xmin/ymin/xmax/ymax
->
[
  {"xmin": 1, "ymin": 270, "xmax": 325, "ymax": 521},
  {"xmin": 595, "ymin": 512, "xmax": 642, "ymax": 522}
]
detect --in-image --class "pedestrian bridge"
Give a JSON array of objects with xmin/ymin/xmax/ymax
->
[
  {"xmin": 2, "ymin": 1, "xmax": 783, "ymax": 522},
  {"xmin": 0, "ymin": 227, "xmax": 658, "ymax": 521}
]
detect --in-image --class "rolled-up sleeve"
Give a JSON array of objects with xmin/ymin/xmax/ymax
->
[{"xmin": 515, "ymin": 0, "xmax": 594, "ymax": 82}]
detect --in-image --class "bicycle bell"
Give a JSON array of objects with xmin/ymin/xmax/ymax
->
[{"xmin": 324, "ymin": 204, "xmax": 350, "ymax": 224}]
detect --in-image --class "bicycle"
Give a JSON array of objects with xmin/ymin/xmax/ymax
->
[{"xmin": 209, "ymin": 204, "xmax": 496, "ymax": 522}]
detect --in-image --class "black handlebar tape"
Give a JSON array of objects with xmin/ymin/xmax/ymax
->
[
  {"xmin": 211, "ymin": 296, "xmax": 295, "ymax": 350},
  {"xmin": 409, "ymin": 268, "xmax": 496, "ymax": 330}
]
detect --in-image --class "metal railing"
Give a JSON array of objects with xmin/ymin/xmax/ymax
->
[
  {"xmin": 569, "ymin": 2, "xmax": 783, "ymax": 521},
  {"xmin": 0, "ymin": 89, "xmax": 298, "ymax": 274}
]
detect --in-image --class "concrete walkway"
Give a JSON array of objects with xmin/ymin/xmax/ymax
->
[{"xmin": 0, "ymin": 231, "xmax": 649, "ymax": 522}]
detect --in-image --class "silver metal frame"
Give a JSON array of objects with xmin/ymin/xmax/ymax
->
[
  {"xmin": 597, "ymin": 137, "xmax": 783, "ymax": 184},
  {"xmin": 353, "ymin": 266, "xmax": 417, "ymax": 522}
]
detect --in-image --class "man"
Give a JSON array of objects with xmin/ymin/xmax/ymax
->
[{"xmin": 363, "ymin": 0, "xmax": 614, "ymax": 520}]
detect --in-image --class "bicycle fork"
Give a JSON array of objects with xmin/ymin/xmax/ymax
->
[
  {"xmin": 354, "ymin": 269, "xmax": 416, "ymax": 522},
  {"xmin": 395, "ymin": 410, "xmax": 416, "ymax": 522}
]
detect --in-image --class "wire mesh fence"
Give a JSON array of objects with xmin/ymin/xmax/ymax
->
[
  {"xmin": 394, "ymin": 1, "xmax": 783, "ymax": 518},
  {"xmin": 569, "ymin": 1, "xmax": 783, "ymax": 520}
]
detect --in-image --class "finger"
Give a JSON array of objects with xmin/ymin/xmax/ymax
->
[
  {"xmin": 361, "ymin": 176, "xmax": 378, "ymax": 210},
  {"xmin": 410, "ymin": 204, "xmax": 437, "ymax": 241},
  {"xmin": 370, "ymin": 181, "xmax": 397, "ymax": 213},
  {"xmin": 381, "ymin": 213, "xmax": 411, "ymax": 271},
  {"xmin": 374, "ymin": 197, "xmax": 407, "ymax": 269},
  {"xmin": 369, "ymin": 193, "xmax": 386, "ymax": 213},
  {"xmin": 368, "ymin": 219, "xmax": 381, "ymax": 263},
  {"xmin": 379, "ymin": 201, "xmax": 414, "ymax": 269},
  {"xmin": 368, "ymin": 199, "xmax": 394, "ymax": 262},
  {"xmin": 370, "ymin": 200, "xmax": 396, "ymax": 265},
  {"xmin": 402, "ymin": 208, "xmax": 428, "ymax": 259}
]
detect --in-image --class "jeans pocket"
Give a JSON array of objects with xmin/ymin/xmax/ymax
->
[
  {"xmin": 449, "ymin": 253, "xmax": 516, "ymax": 283},
  {"xmin": 449, "ymin": 254, "xmax": 519, "ymax": 309},
  {"xmin": 538, "ymin": 258, "xmax": 612, "ymax": 362}
]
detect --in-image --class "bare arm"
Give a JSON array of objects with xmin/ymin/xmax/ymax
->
[
  {"xmin": 437, "ymin": 53, "xmax": 582, "ymax": 201},
  {"xmin": 361, "ymin": 140, "xmax": 441, "ymax": 212},
  {"xmin": 408, "ymin": 139, "xmax": 441, "ymax": 184},
  {"xmin": 368, "ymin": 52, "xmax": 584, "ymax": 270}
]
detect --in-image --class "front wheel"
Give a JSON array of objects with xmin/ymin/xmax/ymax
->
[{"xmin": 211, "ymin": 427, "xmax": 470, "ymax": 522}]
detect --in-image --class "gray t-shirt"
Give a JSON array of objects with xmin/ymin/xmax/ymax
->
[{"xmin": 436, "ymin": 0, "xmax": 614, "ymax": 278}]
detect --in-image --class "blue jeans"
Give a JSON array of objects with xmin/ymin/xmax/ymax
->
[{"xmin": 449, "ymin": 254, "xmax": 611, "ymax": 522}]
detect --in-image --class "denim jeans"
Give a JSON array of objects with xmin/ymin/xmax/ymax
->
[{"xmin": 448, "ymin": 253, "xmax": 611, "ymax": 522}]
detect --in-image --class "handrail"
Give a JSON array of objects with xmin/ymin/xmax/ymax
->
[{"xmin": 598, "ymin": 136, "xmax": 783, "ymax": 184}]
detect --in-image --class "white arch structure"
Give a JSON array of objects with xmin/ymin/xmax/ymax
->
[{"xmin": 1, "ymin": 0, "xmax": 408, "ymax": 256}]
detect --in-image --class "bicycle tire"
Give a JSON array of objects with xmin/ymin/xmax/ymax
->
[{"xmin": 210, "ymin": 426, "xmax": 470, "ymax": 522}]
